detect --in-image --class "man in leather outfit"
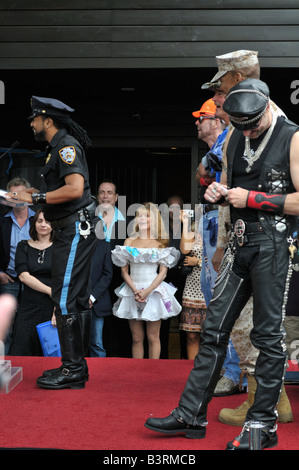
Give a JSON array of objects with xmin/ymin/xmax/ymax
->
[
  {"xmin": 8, "ymin": 96, "xmax": 97, "ymax": 390},
  {"xmin": 145, "ymin": 79, "xmax": 299, "ymax": 450}
]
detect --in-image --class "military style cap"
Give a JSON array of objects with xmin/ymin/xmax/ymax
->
[
  {"xmin": 201, "ymin": 50, "xmax": 259, "ymax": 90},
  {"xmin": 222, "ymin": 78, "xmax": 270, "ymax": 130},
  {"xmin": 28, "ymin": 96, "xmax": 75, "ymax": 119}
]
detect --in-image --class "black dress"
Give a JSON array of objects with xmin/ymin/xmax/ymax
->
[{"xmin": 9, "ymin": 240, "xmax": 54, "ymax": 356}]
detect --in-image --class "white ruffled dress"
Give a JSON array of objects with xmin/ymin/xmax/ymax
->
[{"xmin": 111, "ymin": 245, "xmax": 182, "ymax": 321}]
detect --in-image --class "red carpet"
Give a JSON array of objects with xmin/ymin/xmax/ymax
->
[{"xmin": 1, "ymin": 356, "xmax": 299, "ymax": 452}]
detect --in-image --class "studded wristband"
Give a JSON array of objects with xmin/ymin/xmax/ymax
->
[{"xmin": 31, "ymin": 193, "xmax": 47, "ymax": 204}]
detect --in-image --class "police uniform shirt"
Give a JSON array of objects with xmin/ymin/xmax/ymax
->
[{"xmin": 39, "ymin": 128, "xmax": 92, "ymax": 221}]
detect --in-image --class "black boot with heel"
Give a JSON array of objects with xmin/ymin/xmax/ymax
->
[{"xmin": 37, "ymin": 312, "xmax": 87, "ymax": 390}]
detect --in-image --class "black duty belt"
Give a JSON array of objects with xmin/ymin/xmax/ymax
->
[
  {"xmin": 50, "ymin": 201, "xmax": 96, "ymax": 231},
  {"xmin": 233, "ymin": 219, "xmax": 267, "ymax": 247}
]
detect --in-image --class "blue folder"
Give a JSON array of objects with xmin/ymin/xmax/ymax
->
[{"xmin": 36, "ymin": 321, "xmax": 61, "ymax": 357}]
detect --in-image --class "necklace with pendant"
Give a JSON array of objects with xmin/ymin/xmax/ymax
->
[{"xmin": 244, "ymin": 112, "xmax": 277, "ymax": 173}]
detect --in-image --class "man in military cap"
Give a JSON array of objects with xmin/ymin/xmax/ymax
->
[
  {"xmin": 202, "ymin": 49, "xmax": 260, "ymax": 95},
  {"xmin": 144, "ymin": 78, "xmax": 299, "ymax": 450},
  {"xmin": 200, "ymin": 49, "xmax": 262, "ymax": 272},
  {"xmin": 8, "ymin": 96, "xmax": 97, "ymax": 390}
]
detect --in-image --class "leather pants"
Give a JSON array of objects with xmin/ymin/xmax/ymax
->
[{"xmin": 176, "ymin": 234, "xmax": 292, "ymax": 429}]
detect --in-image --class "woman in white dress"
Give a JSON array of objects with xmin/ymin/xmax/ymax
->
[{"xmin": 112, "ymin": 202, "xmax": 181, "ymax": 359}]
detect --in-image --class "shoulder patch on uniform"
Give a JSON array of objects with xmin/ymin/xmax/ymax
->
[{"xmin": 59, "ymin": 146, "xmax": 76, "ymax": 164}]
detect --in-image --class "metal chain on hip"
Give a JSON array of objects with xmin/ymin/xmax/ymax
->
[{"xmin": 211, "ymin": 231, "xmax": 236, "ymax": 302}]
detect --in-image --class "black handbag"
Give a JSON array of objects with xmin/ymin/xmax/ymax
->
[{"xmin": 177, "ymin": 256, "xmax": 193, "ymax": 276}]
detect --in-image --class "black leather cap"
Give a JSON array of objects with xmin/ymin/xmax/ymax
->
[{"xmin": 223, "ymin": 79, "xmax": 270, "ymax": 130}]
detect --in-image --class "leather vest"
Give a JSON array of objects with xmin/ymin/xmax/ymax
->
[{"xmin": 226, "ymin": 117, "xmax": 299, "ymax": 239}]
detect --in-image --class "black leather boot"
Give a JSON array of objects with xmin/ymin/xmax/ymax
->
[
  {"xmin": 79, "ymin": 309, "xmax": 92, "ymax": 356},
  {"xmin": 145, "ymin": 410, "xmax": 206, "ymax": 439},
  {"xmin": 37, "ymin": 312, "xmax": 87, "ymax": 389},
  {"xmin": 226, "ymin": 423, "xmax": 278, "ymax": 450},
  {"xmin": 176, "ymin": 270, "xmax": 249, "ymax": 426},
  {"xmin": 41, "ymin": 310, "xmax": 91, "ymax": 380}
]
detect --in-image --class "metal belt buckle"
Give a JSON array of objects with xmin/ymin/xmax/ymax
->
[{"xmin": 234, "ymin": 219, "xmax": 246, "ymax": 246}]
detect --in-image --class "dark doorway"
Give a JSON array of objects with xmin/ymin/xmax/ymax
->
[{"xmin": 88, "ymin": 146, "xmax": 191, "ymax": 208}]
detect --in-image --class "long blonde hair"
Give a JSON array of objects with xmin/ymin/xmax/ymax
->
[{"xmin": 132, "ymin": 202, "xmax": 169, "ymax": 248}]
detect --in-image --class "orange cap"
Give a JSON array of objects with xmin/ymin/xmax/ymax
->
[{"xmin": 192, "ymin": 98, "xmax": 216, "ymax": 118}]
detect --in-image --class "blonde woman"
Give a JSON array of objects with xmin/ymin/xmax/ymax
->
[{"xmin": 112, "ymin": 203, "xmax": 181, "ymax": 359}]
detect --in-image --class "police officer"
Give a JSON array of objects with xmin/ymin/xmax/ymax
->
[{"xmin": 8, "ymin": 96, "xmax": 97, "ymax": 389}]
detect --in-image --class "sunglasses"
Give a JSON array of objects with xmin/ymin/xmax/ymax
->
[
  {"xmin": 241, "ymin": 118, "xmax": 263, "ymax": 132},
  {"xmin": 249, "ymin": 119, "xmax": 262, "ymax": 130},
  {"xmin": 197, "ymin": 116, "xmax": 216, "ymax": 123},
  {"xmin": 38, "ymin": 249, "xmax": 45, "ymax": 264}
]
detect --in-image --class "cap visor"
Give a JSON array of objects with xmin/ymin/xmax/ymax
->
[
  {"xmin": 230, "ymin": 120, "xmax": 259, "ymax": 131},
  {"xmin": 201, "ymin": 70, "xmax": 226, "ymax": 90}
]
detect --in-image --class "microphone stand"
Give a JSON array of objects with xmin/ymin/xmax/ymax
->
[{"xmin": 0, "ymin": 141, "xmax": 20, "ymax": 160}]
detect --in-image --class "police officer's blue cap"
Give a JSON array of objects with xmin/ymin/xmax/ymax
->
[
  {"xmin": 28, "ymin": 96, "xmax": 75, "ymax": 119},
  {"xmin": 223, "ymin": 78, "xmax": 270, "ymax": 131}
]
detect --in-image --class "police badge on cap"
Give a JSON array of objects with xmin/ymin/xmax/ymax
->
[
  {"xmin": 223, "ymin": 79, "xmax": 270, "ymax": 130},
  {"xmin": 28, "ymin": 96, "xmax": 75, "ymax": 120}
]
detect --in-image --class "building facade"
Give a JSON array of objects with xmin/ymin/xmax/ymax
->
[{"xmin": 0, "ymin": 1, "xmax": 299, "ymax": 207}]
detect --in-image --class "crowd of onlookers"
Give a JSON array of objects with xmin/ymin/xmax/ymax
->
[{"xmin": 0, "ymin": 176, "xmax": 193, "ymax": 361}]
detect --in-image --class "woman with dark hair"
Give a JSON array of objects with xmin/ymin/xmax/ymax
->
[{"xmin": 9, "ymin": 210, "xmax": 54, "ymax": 356}]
